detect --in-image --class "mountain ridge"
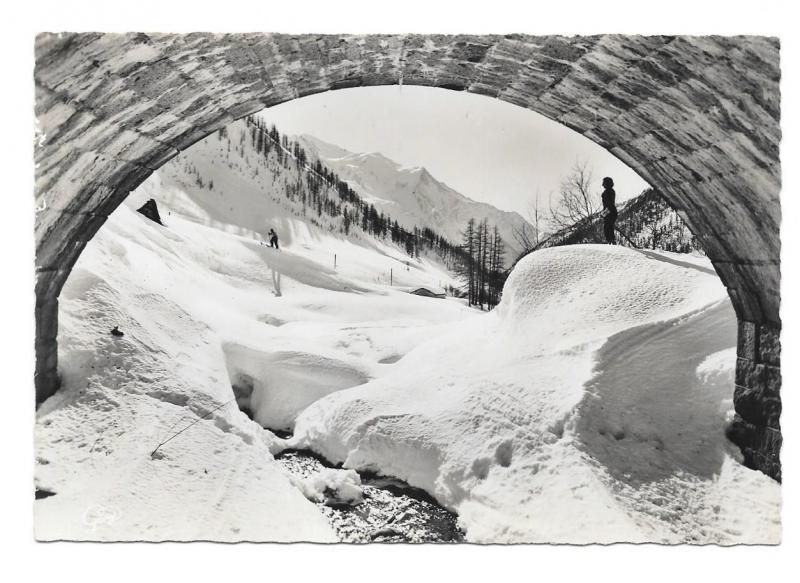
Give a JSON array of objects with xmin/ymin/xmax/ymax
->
[
  {"xmin": 297, "ymin": 133, "xmax": 531, "ymax": 263},
  {"xmin": 533, "ymin": 188, "xmax": 703, "ymax": 259}
]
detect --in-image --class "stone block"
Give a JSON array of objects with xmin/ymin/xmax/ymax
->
[
  {"xmin": 764, "ymin": 364, "xmax": 781, "ymax": 393},
  {"xmin": 726, "ymin": 285, "xmax": 764, "ymax": 324},
  {"xmin": 726, "ymin": 415, "xmax": 782, "ymax": 481},
  {"xmin": 35, "ymin": 209, "xmax": 108, "ymax": 274},
  {"xmin": 34, "ymin": 298, "xmax": 59, "ymax": 343},
  {"xmin": 759, "ymin": 324, "xmax": 781, "ymax": 366},
  {"xmin": 735, "ymin": 357, "xmax": 764, "ymax": 389},
  {"xmin": 34, "ymin": 268, "xmax": 71, "ymax": 303},
  {"xmin": 35, "ymin": 337, "xmax": 60, "ymax": 403},
  {"xmin": 737, "ymin": 320, "xmax": 757, "ymax": 360},
  {"xmin": 733, "ymin": 381, "xmax": 781, "ymax": 430}
]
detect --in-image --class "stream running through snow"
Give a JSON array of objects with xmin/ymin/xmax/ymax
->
[{"xmin": 275, "ymin": 448, "xmax": 464, "ymax": 543}]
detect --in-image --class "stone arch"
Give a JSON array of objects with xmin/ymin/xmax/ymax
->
[{"xmin": 33, "ymin": 33, "xmax": 781, "ymax": 479}]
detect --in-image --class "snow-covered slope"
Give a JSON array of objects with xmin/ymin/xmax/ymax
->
[
  {"xmin": 126, "ymin": 118, "xmax": 527, "ymax": 271},
  {"xmin": 34, "ymin": 116, "xmax": 476, "ymax": 540},
  {"xmin": 36, "ymin": 196, "xmax": 780, "ymax": 542},
  {"xmin": 124, "ymin": 120, "xmax": 332, "ymax": 246},
  {"xmin": 34, "ymin": 201, "xmax": 474, "ymax": 541},
  {"xmin": 291, "ymin": 245, "xmax": 781, "ymax": 543},
  {"xmin": 298, "ymin": 134, "xmax": 531, "ymax": 263},
  {"xmin": 542, "ymin": 188, "xmax": 702, "ymax": 254}
]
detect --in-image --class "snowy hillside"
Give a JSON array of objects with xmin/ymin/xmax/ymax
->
[
  {"xmin": 127, "ymin": 116, "xmax": 508, "ymax": 292},
  {"xmin": 616, "ymin": 188, "xmax": 703, "ymax": 252},
  {"xmin": 298, "ymin": 134, "xmax": 531, "ymax": 263},
  {"xmin": 125, "ymin": 119, "xmax": 354, "ymax": 246},
  {"xmin": 541, "ymin": 188, "xmax": 702, "ymax": 254},
  {"xmin": 35, "ymin": 203, "xmax": 472, "ymax": 541}
]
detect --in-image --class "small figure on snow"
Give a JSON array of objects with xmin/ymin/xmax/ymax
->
[
  {"xmin": 268, "ymin": 228, "xmax": 280, "ymax": 250},
  {"xmin": 600, "ymin": 177, "xmax": 617, "ymax": 244}
]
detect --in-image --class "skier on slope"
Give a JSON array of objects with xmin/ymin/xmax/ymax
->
[
  {"xmin": 268, "ymin": 228, "xmax": 280, "ymax": 250},
  {"xmin": 600, "ymin": 177, "xmax": 617, "ymax": 244}
]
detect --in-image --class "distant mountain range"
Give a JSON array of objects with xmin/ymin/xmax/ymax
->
[{"xmin": 298, "ymin": 135, "xmax": 531, "ymax": 263}]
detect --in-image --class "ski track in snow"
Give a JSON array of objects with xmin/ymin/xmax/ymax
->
[{"xmin": 33, "ymin": 120, "xmax": 781, "ymax": 543}]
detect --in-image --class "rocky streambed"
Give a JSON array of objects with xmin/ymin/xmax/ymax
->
[{"xmin": 275, "ymin": 449, "xmax": 464, "ymax": 543}]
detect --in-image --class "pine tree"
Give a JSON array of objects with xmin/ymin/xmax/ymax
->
[
  {"xmin": 488, "ymin": 226, "xmax": 506, "ymax": 308},
  {"xmin": 459, "ymin": 219, "xmax": 476, "ymax": 306}
]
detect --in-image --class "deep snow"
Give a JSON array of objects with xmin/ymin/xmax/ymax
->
[
  {"xmin": 290, "ymin": 245, "xmax": 781, "ymax": 543},
  {"xmin": 34, "ymin": 119, "xmax": 780, "ymax": 543},
  {"xmin": 295, "ymin": 467, "xmax": 365, "ymax": 506},
  {"xmin": 34, "ymin": 198, "xmax": 474, "ymax": 541}
]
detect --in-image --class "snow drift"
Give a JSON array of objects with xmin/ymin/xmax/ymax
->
[
  {"xmin": 291, "ymin": 245, "xmax": 781, "ymax": 543},
  {"xmin": 295, "ymin": 468, "xmax": 365, "ymax": 507},
  {"xmin": 223, "ymin": 343, "xmax": 370, "ymax": 430}
]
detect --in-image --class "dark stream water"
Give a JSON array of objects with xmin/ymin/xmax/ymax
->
[{"xmin": 275, "ymin": 449, "xmax": 464, "ymax": 543}]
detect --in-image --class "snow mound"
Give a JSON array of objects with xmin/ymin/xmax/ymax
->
[
  {"xmin": 497, "ymin": 244, "xmax": 725, "ymax": 348},
  {"xmin": 697, "ymin": 347, "xmax": 737, "ymax": 387},
  {"xmin": 295, "ymin": 468, "xmax": 364, "ymax": 507},
  {"xmin": 292, "ymin": 245, "xmax": 781, "ymax": 543}
]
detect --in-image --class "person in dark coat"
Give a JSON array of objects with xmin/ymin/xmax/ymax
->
[
  {"xmin": 601, "ymin": 177, "xmax": 617, "ymax": 244},
  {"xmin": 268, "ymin": 228, "xmax": 279, "ymax": 249}
]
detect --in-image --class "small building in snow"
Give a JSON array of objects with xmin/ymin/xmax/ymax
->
[{"xmin": 408, "ymin": 286, "xmax": 446, "ymax": 299}]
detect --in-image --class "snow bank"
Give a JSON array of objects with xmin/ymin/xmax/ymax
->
[
  {"xmin": 34, "ymin": 207, "xmax": 343, "ymax": 542},
  {"xmin": 697, "ymin": 347, "xmax": 737, "ymax": 387},
  {"xmin": 292, "ymin": 245, "xmax": 781, "ymax": 543},
  {"xmin": 295, "ymin": 468, "xmax": 364, "ymax": 507},
  {"xmin": 223, "ymin": 343, "xmax": 370, "ymax": 430},
  {"xmin": 497, "ymin": 244, "xmax": 725, "ymax": 348}
]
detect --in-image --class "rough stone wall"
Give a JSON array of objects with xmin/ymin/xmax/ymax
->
[
  {"xmin": 728, "ymin": 321, "xmax": 782, "ymax": 481},
  {"xmin": 33, "ymin": 33, "xmax": 781, "ymax": 478}
]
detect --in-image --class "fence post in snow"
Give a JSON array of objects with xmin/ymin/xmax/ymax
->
[{"xmin": 334, "ymin": 254, "xmax": 337, "ymax": 270}]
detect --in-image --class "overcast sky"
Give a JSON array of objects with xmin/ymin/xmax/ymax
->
[{"xmin": 259, "ymin": 86, "xmax": 650, "ymax": 218}]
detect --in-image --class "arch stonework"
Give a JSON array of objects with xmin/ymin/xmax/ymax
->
[{"xmin": 33, "ymin": 33, "xmax": 782, "ymax": 479}]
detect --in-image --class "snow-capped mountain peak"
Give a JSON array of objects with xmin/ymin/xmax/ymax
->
[{"xmin": 298, "ymin": 134, "xmax": 531, "ymax": 264}]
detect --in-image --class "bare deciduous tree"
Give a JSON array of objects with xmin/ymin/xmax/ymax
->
[
  {"xmin": 513, "ymin": 189, "xmax": 545, "ymax": 255},
  {"xmin": 548, "ymin": 160, "xmax": 600, "ymax": 240}
]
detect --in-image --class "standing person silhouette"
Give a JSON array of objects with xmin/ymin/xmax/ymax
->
[
  {"xmin": 601, "ymin": 177, "xmax": 617, "ymax": 244},
  {"xmin": 268, "ymin": 228, "xmax": 279, "ymax": 250}
]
